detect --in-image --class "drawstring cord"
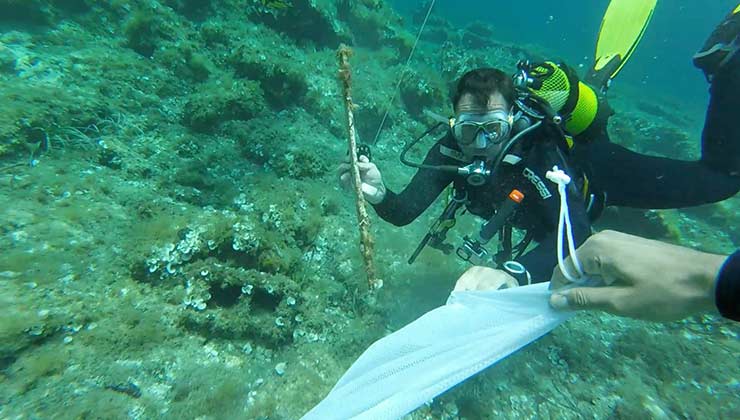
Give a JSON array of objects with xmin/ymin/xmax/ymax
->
[{"xmin": 546, "ymin": 166, "xmax": 585, "ymax": 282}]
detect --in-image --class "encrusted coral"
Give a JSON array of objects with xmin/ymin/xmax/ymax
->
[
  {"xmin": 145, "ymin": 226, "xmax": 213, "ymax": 277},
  {"xmin": 136, "ymin": 188, "xmax": 332, "ymax": 349}
]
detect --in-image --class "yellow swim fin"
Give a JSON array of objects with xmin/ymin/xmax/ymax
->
[{"xmin": 585, "ymin": 0, "xmax": 657, "ymax": 91}]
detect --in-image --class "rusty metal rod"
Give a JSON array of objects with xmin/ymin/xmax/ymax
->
[{"xmin": 337, "ymin": 44, "xmax": 382, "ymax": 290}]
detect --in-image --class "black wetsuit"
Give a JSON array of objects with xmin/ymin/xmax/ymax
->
[
  {"xmin": 580, "ymin": 54, "xmax": 740, "ymax": 209},
  {"xmin": 717, "ymin": 250, "xmax": 740, "ymax": 321},
  {"xmin": 374, "ymin": 123, "xmax": 591, "ymax": 282}
]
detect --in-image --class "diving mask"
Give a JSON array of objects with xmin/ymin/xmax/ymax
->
[{"xmin": 452, "ymin": 110, "xmax": 514, "ymax": 152}]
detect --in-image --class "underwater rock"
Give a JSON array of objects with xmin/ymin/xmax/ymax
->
[
  {"xmin": 0, "ymin": 82, "xmax": 103, "ymax": 159},
  {"xmin": 400, "ymin": 70, "xmax": 447, "ymax": 120},
  {"xmin": 123, "ymin": 9, "xmax": 170, "ymax": 58},
  {"xmin": 337, "ymin": 0, "xmax": 411, "ymax": 55},
  {"xmin": 1, "ymin": 1, "xmax": 738, "ymax": 418},
  {"xmin": 595, "ymin": 208, "xmax": 679, "ymax": 241},
  {"xmin": 182, "ymin": 78, "xmax": 266, "ymax": 132},
  {"xmin": 248, "ymin": 0, "xmax": 349, "ymax": 48},
  {"xmin": 132, "ymin": 196, "xmax": 327, "ymax": 344},
  {"xmin": 156, "ymin": 42, "xmax": 213, "ymax": 82},
  {"xmin": 179, "ymin": 262, "xmax": 304, "ymax": 347},
  {"xmin": 0, "ymin": 0, "xmax": 55, "ymax": 26},
  {"xmin": 97, "ymin": 147, "xmax": 122, "ymax": 170},
  {"xmin": 635, "ymin": 100, "xmax": 694, "ymax": 128},
  {"xmin": 271, "ymin": 149, "xmax": 329, "ymax": 179},
  {"xmin": 411, "ymin": 2, "xmax": 454, "ymax": 43},
  {"xmin": 163, "ymin": 0, "xmax": 214, "ymax": 20},
  {"xmin": 461, "ymin": 22, "xmax": 498, "ymax": 50},
  {"xmin": 0, "ymin": 282, "xmax": 64, "ymax": 370},
  {"xmin": 0, "ymin": 43, "xmax": 15, "ymax": 74},
  {"xmin": 225, "ymin": 109, "xmax": 340, "ymax": 179},
  {"xmin": 437, "ymin": 40, "xmax": 521, "ymax": 84},
  {"xmin": 612, "ymin": 395, "xmax": 675, "ymax": 420},
  {"xmin": 228, "ymin": 29, "xmax": 309, "ymax": 108},
  {"xmin": 609, "ymin": 112, "xmax": 694, "ymax": 159}
]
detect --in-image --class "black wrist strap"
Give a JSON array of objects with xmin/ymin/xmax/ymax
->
[{"xmin": 716, "ymin": 250, "xmax": 740, "ymax": 321}]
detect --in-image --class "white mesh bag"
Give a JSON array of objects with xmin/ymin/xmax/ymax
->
[{"xmin": 302, "ymin": 282, "xmax": 572, "ymax": 420}]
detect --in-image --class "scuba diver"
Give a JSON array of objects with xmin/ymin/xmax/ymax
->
[
  {"xmin": 340, "ymin": 65, "xmax": 595, "ymax": 284},
  {"xmin": 338, "ymin": 2, "xmax": 740, "ymax": 286}
]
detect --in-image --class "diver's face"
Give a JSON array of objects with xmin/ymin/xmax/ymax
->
[{"xmin": 453, "ymin": 92, "xmax": 512, "ymax": 160}]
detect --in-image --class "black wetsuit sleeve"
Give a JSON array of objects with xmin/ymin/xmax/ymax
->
[
  {"xmin": 372, "ymin": 140, "xmax": 456, "ymax": 226},
  {"xmin": 715, "ymin": 250, "xmax": 740, "ymax": 322}
]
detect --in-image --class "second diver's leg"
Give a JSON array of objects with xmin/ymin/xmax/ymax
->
[
  {"xmin": 698, "ymin": 7, "xmax": 740, "ymax": 176},
  {"xmin": 588, "ymin": 7, "xmax": 740, "ymax": 209},
  {"xmin": 584, "ymin": 142, "xmax": 738, "ymax": 209}
]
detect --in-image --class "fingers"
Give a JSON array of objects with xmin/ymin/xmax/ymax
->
[
  {"xmin": 550, "ymin": 231, "xmax": 625, "ymax": 290},
  {"xmin": 550, "ymin": 252, "xmax": 603, "ymax": 290},
  {"xmin": 338, "ymin": 155, "xmax": 382, "ymax": 201},
  {"xmin": 337, "ymin": 157, "xmax": 375, "ymax": 177},
  {"xmin": 357, "ymin": 156, "xmax": 376, "ymax": 174},
  {"xmin": 336, "ymin": 162, "xmax": 351, "ymax": 178},
  {"xmin": 356, "ymin": 161, "xmax": 375, "ymax": 174},
  {"xmin": 453, "ymin": 267, "xmax": 517, "ymax": 292},
  {"xmin": 550, "ymin": 258, "xmax": 577, "ymax": 290},
  {"xmin": 454, "ymin": 266, "xmax": 493, "ymax": 291},
  {"xmin": 340, "ymin": 155, "xmax": 369, "ymax": 165},
  {"xmin": 337, "ymin": 166, "xmax": 374, "ymax": 187},
  {"xmin": 361, "ymin": 182, "xmax": 379, "ymax": 196},
  {"xmin": 550, "ymin": 286, "xmax": 629, "ymax": 315},
  {"xmin": 454, "ymin": 266, "xmax": 482, "ymax": 291}
]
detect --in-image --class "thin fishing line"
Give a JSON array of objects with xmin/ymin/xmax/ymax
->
[{"xmin": 371, "ymin": 0, "xmax": 436, "ymax": 145}]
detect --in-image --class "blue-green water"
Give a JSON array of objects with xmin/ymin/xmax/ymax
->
[{"xmin": 393, "ymin": 0, "xmax": 738, "ymax": 111}]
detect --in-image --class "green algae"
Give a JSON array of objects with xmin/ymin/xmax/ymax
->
[
  {"xmin": 182, "ymin": 78, "xmax": 266, "ymax": 133},
  {"xmin": 0, "ymin": 0, "xmax": 738, "ymax": 419}
]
